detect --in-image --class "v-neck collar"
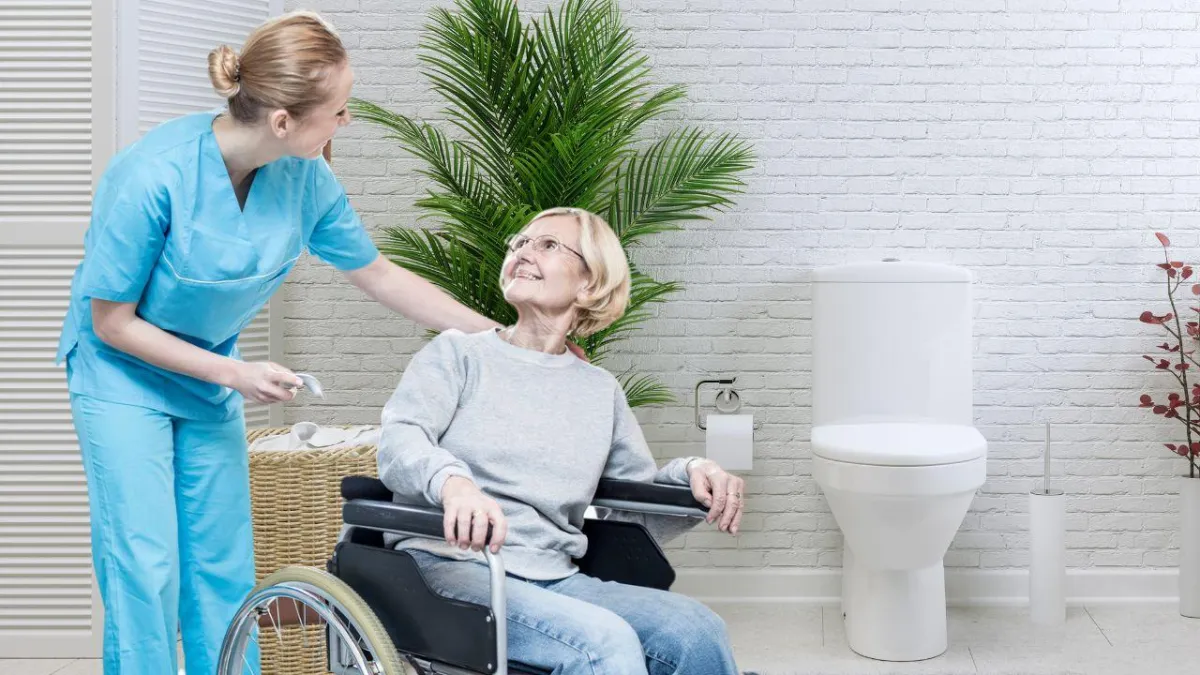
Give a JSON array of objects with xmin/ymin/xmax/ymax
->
[{"xmin": 205, "ymin": 111, "xmax": 262, "ymax": 220}]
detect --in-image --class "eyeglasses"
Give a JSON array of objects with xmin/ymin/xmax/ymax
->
[{"xmin": 506, "ymin": 233, "xmax": 587, "ymax": 265}]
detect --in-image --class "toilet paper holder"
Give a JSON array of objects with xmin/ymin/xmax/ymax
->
[{"xmin": 695, "ymin": 377, "xmax": 760, "ymax": 430}]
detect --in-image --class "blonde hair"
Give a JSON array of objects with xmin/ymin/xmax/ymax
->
[
  {"xmin": 513, "ymin": 207, "xmax": 632, "ymax": 338},
  {"xmin": 207, "ymin": 10, "xmax": 347, "ymax": 123}
]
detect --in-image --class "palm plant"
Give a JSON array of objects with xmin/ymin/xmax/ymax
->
[{"xmin": 349, "ymin": 0, "xmax": 753, "ymax": 408}]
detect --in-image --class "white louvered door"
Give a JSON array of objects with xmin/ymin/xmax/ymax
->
[
  {"xmin": 117, "ymin": 0, "xmax": 284, "ymax": 428},
  {"xmin": 0, "ymin": 0, "xmax": 102, "ymax": 657},
  {"xmin": 0, "ymin": 0, "xmax": 280, "ymax": 658}
]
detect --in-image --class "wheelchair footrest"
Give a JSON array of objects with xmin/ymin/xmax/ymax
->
[{"xmin": 330, "ymin": 541, "xmax": 500, "ymax": 674}]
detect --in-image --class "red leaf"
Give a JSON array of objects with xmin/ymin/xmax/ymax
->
[
  {"xmin": 1169, "ymin": 268, "xmax": 1178, "ymax": 278},
  {"xmin": 1157, "ymin": 359, "xmax": 1171, "ymax": 369},
  {"xmin": 1172, "ymin": 261, "xmax": 1184, "ymax": 268},
  {"xmin": 1177, "ymin": 363, "xmax": 1190, "ymax": 371},
  {"xmin": 1159, "ymin": 263, "xmax": 1174, "ymax": 271},
  {"xmin": 1167, "ymin": 408, "xmax": 1179, "ymax": 418},
  {"xmin": 1141, "ymin": 394, "xmax": 1153, "ymax": 405},
  {"xmin": 1185, "ymin": 267, "xmax": 1194, "ymax": 280},
  {"xmin": 1167, "ymin": 443, "xmax": 1178, "ymax": 451},
  {"xmin": 1145, "ymin": 355, "xmax": 1158, "ymax": 362},
  {"xmin": 1193, "ymin": 285, "xmax": 1200, "ymax": 295},
  {"xmin": 1157, "ymin": 232, "xmax": 1171, "ymax": 247},
  {"xmin": 1154, "ymin": 405, "xmax": 1168, "ymax": 414},
  {"xmin": 1169, "ymin": 392, "xmax": 1181, "ymax": 401},
  {"xmin": 1141, "ymin": 311, "xmax": 1174, "ymax": 324}
]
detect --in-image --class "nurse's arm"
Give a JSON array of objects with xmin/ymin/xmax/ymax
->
[
  {"xmin": 90, "ymin": 299, "xmax": 299, "ymax": 403},
  {"xmin": 345, "ymin": 256, "xmax": 500, "ymax": 334}
]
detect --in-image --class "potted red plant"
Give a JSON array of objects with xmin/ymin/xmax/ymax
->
[{"xmin": 1138, "ymin": 231, "xmax": 1200, "ymax": 617}]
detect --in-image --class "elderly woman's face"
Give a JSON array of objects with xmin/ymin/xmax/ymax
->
[{"xmin": 501, "ymin": 214, "xmax": 589, "ymax": 315}]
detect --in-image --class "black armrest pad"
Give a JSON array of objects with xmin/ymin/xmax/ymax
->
[
  {"xmin": 343, "ymin": 499, "xmax": 495, "ymax": 544},
  {"xmin": 594, "ymin": 478, "xmax": 704, "ymax": 510},
  {"xmin": 342, "ymin": 475, "xmax": 392, "ymax": 502},
  {"xmin": 343, "ymin": 500, "xmax": 445, "ymax": 540}
]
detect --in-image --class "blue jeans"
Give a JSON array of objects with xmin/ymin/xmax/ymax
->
[{"xmin": 408, "ymin": 550, "xmax": 740, "ymax": 675}]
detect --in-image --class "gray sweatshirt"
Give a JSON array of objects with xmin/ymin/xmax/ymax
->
[{"xmin": 377, "ymin": 328, "xmax": 700, "ymax": 580}]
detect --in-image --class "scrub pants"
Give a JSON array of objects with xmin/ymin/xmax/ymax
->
[{"xmin": 71, "ymin": 394, "xmax": 257, "ymax": 675}]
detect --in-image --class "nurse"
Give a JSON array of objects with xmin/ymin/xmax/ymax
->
[{"xmin": 56, "ymin": 11, "xmax": 519, "ymax": 675}]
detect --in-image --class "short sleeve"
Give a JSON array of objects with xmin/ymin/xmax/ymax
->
[
  {"xmin": 307, "ymin": 157, "xmax": 379, "ymax": 272},
  {"xmin": 77, "ymin": 155, "xmax": 171, "ymax": 304}
]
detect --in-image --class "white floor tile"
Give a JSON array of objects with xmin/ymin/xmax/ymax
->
[
  {"xmin": 3, "ymin": 604, "xmax": 1198, "ymax": 675},
  {"xmin": 1083, "ymin": 605, "xmax": 1200, "ymax": 648},
  {"xmin": 40, "ymin": 661, "xmax": 101, "ymax": 675}
]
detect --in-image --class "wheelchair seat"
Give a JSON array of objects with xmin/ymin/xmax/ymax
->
[{"xmin": 330, "ymin": 475, "xmax": 708, "ymax": 675}]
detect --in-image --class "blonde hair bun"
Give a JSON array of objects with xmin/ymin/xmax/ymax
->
[
  {"xmin": 207, "ymin": 45, "xmax": 240, "ymax": 99},
  {"xmin": 205, "ymin": 11, "xmax": 347, "ymax": 122}
]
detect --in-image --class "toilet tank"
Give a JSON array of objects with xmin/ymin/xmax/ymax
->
[{"xmin": 812, "ymin": 261, "xmax": 973, "ymax": 427}]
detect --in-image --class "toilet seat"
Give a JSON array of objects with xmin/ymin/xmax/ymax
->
[{"xmin": 811, "ymin": 423, "xmax": 986, "ymax": 467}]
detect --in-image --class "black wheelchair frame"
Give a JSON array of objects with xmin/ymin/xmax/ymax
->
[{"xmin": 326, "ymin": 475, "xmax": 709, "ymax": 675}]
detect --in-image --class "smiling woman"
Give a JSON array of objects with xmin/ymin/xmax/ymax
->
[
  {"xmin": 55, "ymin": 10, "xmax": 509, "ymax": 675},
  {"xmin": 375, "ymin": 204, "xmax": 747, "ymax": 674},
  {"xmin": 500, "ymin": 207, "xmax": 630, "ymax": 343}
]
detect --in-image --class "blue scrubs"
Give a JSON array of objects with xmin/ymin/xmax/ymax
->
[{"xmin": 57, "ymin": 110, "xmax": 378, "ymax": 674}]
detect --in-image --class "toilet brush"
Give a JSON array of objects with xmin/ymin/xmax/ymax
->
[{"xmin": 1029, "ymin": 421, "xmax": 1066, "ymax": 624}]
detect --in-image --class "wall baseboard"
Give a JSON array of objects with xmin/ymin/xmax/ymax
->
[{"xmin": 674, "ymin": 568, "xmax": 1179, "ymax": 606}]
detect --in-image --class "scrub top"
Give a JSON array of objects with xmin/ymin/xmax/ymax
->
[{"xmin": 57, "ymin": 110, "xmax": 379, "ymax": 421}]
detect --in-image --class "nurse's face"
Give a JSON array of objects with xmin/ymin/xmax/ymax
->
[{"xmin": 282, "ymin": 61, "xmax": 354, "ymax": 160}]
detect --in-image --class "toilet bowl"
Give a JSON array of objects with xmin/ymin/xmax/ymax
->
[
  {"xmin": 812, "ymin": 422, "xmax": 986, "ymax": 661},
  {"xmin": 810, "ymin": 260, "xmax": 986, "ymax": 662}
]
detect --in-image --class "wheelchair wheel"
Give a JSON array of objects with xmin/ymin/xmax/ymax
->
[{"xmin": 217, "ymin": 565, "xmax": 412, "ymax": 675}]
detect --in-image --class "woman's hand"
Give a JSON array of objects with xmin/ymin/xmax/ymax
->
[
  {"xmin": 687, "ymin": 459, "xmax": 745, "ymax": 535},
  {"xmin": 440, "ymin": 476, "xmax": 508, "ymax": 553},
  {"xmin": 229, "ymin": 361, "xmax": 302, "ymax": 404}
]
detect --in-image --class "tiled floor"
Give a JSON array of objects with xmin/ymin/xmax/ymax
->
[{"xmin": 2, "ymin": 605, "xmax": 1197, "ymax": 674}]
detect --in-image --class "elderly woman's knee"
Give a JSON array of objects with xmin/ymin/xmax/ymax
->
[
  {"xmin": 576, "ymin": 610, "xmax": 647, "ymax": 673},
  {"xmin": 651, "ymin": 595, "xmax": 735, "ymax": 660}
]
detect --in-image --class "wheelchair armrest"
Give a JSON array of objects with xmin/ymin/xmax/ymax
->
[
  {"xmin": 342, "ymin": 499, "xmax": 447, "ymax": 541},
  {"xmin": 340, "ymin": 475, "xmax": 496, "ymax": 544},
  {"xmin": 591, "ymin": 478, "xmax": 708, "ymax": 518}
]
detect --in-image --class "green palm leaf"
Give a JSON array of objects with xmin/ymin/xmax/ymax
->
[{"xmin": 353, "ymin": 0, "xmax": 752, "ymax": 407}]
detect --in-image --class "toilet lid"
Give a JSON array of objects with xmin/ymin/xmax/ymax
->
[{"xmin": 811, "ymin": 423, "xmax": 986, "ymax": 466}]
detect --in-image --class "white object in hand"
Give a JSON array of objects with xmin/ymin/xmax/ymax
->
[{"xmin": 295, "ymin": 373, "xmax": 324, "ymax": 398}]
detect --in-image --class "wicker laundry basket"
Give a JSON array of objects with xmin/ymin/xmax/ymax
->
[{"xmin": 245, "ymin": 426, "xmax": 379, "ymax": 675}]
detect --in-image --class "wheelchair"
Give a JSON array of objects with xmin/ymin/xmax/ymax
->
[{"xmin": 217, "ymin": 475, "xmax": 709, "ymax": 675}]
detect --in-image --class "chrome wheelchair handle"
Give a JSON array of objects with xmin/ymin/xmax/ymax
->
[
  {"xmin": 590, "ymin": 499, "xmax": 709, "ymax": 519},
  {"xmin": 484, "ymin": 548, "xmax": 507, "ymax": 675}
]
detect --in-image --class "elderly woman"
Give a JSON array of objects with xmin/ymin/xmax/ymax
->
[{"xmin": 377, "ymin": 207, "xmax": 746, "ymax": 675}]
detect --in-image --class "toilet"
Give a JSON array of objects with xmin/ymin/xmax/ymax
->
[{"xmin": 810, "ymin": 260, "xmax": 987, "ymax": 662}]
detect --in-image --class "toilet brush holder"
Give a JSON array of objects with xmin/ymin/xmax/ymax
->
[{"xmin": 1029, "ymin": 421, "xmax": 1066, "ymax": 625}]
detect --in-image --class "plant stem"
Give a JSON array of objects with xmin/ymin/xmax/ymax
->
[{"xmin": 1163, "ymin": 249, "xmax": 1197, "ymax": 478}]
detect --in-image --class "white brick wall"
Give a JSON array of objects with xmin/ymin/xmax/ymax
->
[{"xmin": 281, "ymin": 0, "xmax": 1200, "ymax": 572}]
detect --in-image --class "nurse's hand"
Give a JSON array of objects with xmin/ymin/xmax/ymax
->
[{"xmin": 231, "ymin": 361, "xmax": 303, "ymax": 403}]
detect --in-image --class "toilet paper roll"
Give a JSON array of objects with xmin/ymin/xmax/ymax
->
[{"xmin": 705, "ymin": 414, "xmax": 753, "ymax": 471}]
